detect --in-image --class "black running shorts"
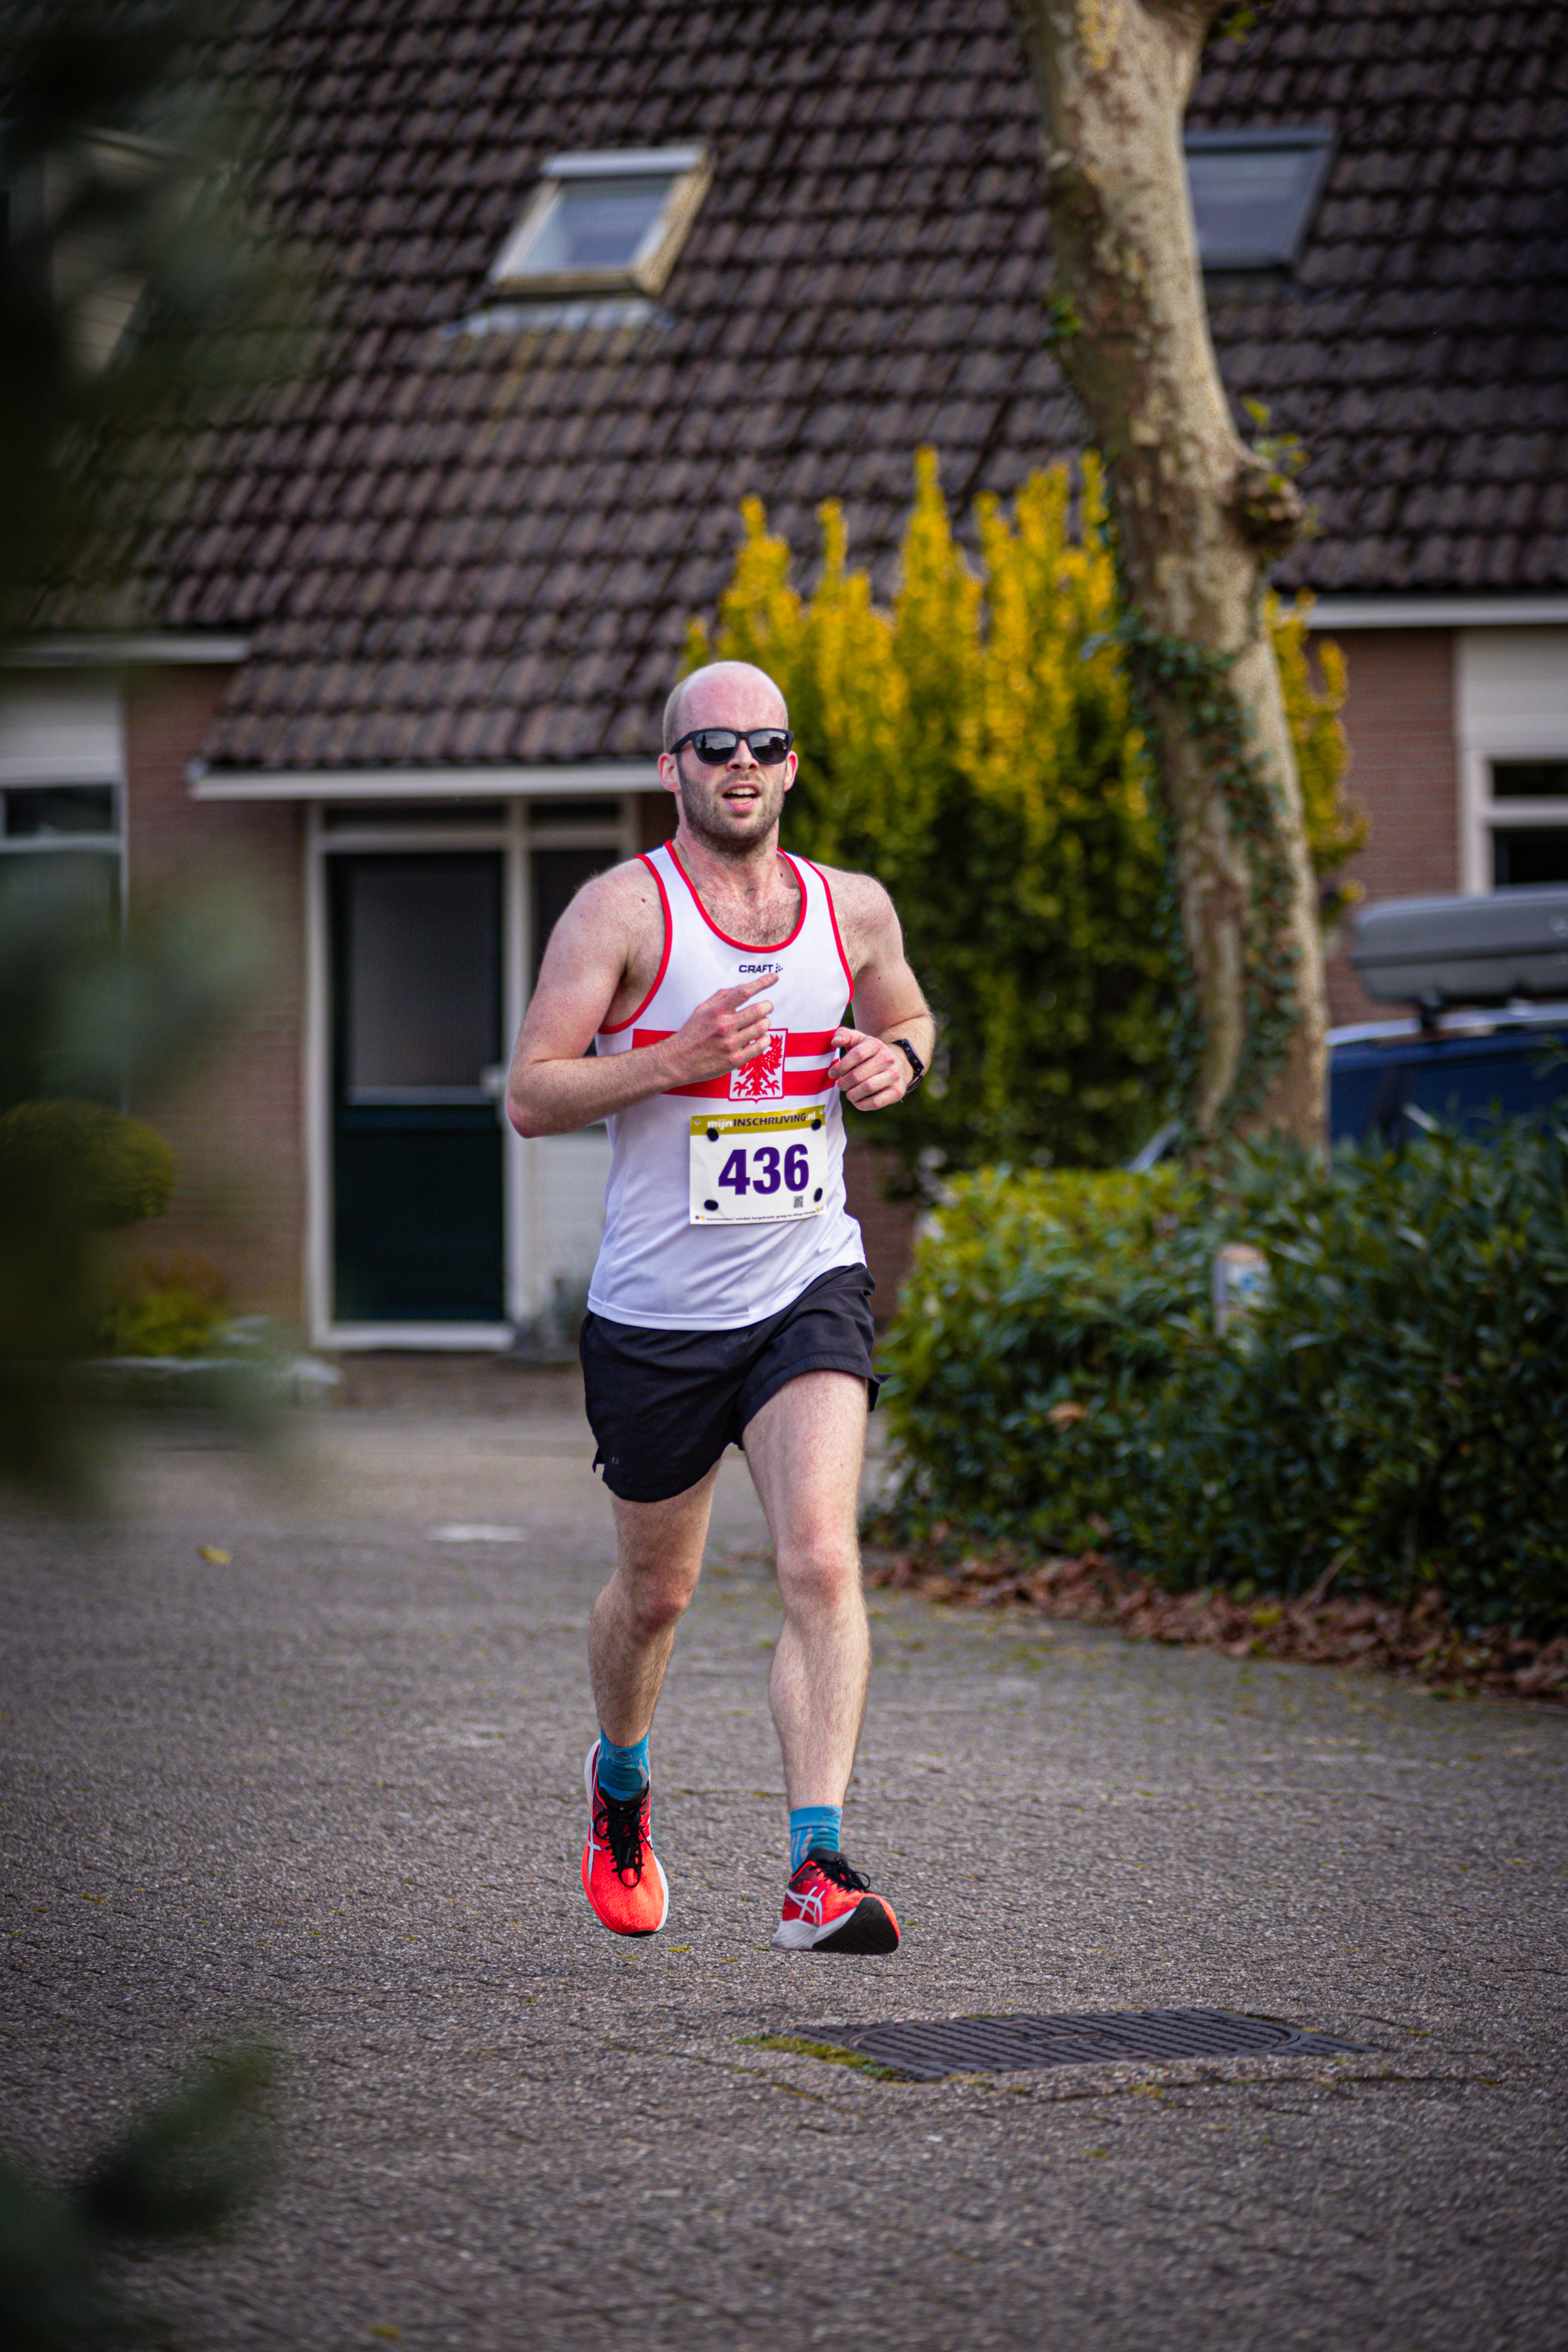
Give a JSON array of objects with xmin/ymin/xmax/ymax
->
[{"xmin": 579, "ymin": 1263, "xmax": 878, "ymax": 1503}]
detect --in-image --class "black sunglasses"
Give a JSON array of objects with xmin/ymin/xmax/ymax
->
[{"xmin": 670, "ymin": 726, "xmax": 794, "ymax": 766}]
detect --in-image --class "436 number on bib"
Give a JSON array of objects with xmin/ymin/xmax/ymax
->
[
  {"xmin": 689, "ymin": 1109, "xmax": 828, "ymax": 1225},
  {"xmin": 717, "ymin": 1142, "xmax": 811, "ymax": 1198}
]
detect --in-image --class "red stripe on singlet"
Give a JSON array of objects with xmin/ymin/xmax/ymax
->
[{"xmin": 633, "ymin": 1028, "xmax": 839, "ymax": 1102}]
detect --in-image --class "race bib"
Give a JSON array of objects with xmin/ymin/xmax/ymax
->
[{"xmin": 688, "ymin": 1107, "xmax": 829, "ymax": 1225}]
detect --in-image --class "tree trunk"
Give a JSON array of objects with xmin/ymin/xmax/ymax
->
[{"xmin": 1008, "ymin": 0, "xmax": 1327, "ymax": 1147}]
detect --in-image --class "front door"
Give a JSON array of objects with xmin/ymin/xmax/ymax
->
[{"xmin": 330, "ymin": 851, "xmax": 504, "ymax": 1323}]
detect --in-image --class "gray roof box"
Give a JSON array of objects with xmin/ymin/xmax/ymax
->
[{"xmin": 1350, "ymin": 887, "xmax": 1568, "ymax": 1008}]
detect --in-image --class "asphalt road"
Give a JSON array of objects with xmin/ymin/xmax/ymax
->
[{"xmin": 2, "ymin": 1363, "xmax": 1566, "ymax": 2351}]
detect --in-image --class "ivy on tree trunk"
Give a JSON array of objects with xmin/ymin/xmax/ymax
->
[{"xmin": 1008, "ymin": 0, "xmax": 1329, "ymax": 1149}]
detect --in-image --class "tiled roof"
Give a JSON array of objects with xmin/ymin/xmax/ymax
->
[
  {"xmin": 42, "ymin": 0, "xmax": 1568, "ymax": 768},
  {"xmin": 1194, "ymin": 2, "xmax": 1568, "ymax": 603}
]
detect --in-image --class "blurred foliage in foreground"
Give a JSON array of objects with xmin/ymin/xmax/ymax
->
[
  {"xmin": 1, "ymin": 2042, "xmax": 274, "ymax": 2352},
  {"xmin": 880, "ymin": 1123, "xmax": 1568, "ymax": 1632},
  {"xmin": 0, "ymin": 22, "xmax": 285, "ymax": 2346},
  {"xmin": 2, "ymin": 0, "xmax": 304, "ymax": 638},
  {"xmin": 0, "ymin": 872, "xmax": 257, "ymax": 1497},
  {"xmin": 688, "ymin": 448, "xmax": 1367, "ymax": 1182},
  {"xmin": 1, "ymin": 0, "xmax": 300, "ymax": 1491}
]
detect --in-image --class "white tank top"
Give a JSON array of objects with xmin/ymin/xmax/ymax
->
[{"xmin": 586, "ymin": 841, "xmax": 866, "ymax": 1330}]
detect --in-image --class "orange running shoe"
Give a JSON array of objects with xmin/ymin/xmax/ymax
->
[
  {"xmin": 771, "ymin": 1852, "xmax": 899, "ymax": 1953},
  {"xmin": 581, "ymin": 1740, "xmax": 669, "ymax": 1937}
]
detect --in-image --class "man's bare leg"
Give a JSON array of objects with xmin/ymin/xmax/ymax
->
[
  {"xmin": 743, "ymin": 1369, "xmax": 896, "ymax": 1951},
  {"xmin": 589, "ymin": 1462, "xmax": 720, "ymax": 1746},
  {"xmin": 580, "ymin": 1464, "xmax": 720, "ymax": 1937},
  {"xmin": 742, "ymin": 1370, "xmax": 871, "ymax": 1809}
]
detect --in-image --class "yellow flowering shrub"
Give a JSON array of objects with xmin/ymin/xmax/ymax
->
[
  {"xmin": 1270, "ymin": 589, "xmax": 1367, "ymax": 916},
  {"xmin": 688, "ymin": 450, "xmax": 1363, "ymax": 1176}
]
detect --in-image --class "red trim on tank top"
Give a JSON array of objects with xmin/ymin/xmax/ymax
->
[
  {"xmin": 631, "ymin": 1023, "xmax": 838, "ymax": 1099},
  {"xmin": 802, "ymin": 855, "xmax": 855, "ymax": 996},
  {"xmin": 666, "ymin": 841, "xmax": 809, "ymax": 952},
  {"xmin": 597, "ymin": 852, "xmax": 672, "ymax": 1035}
]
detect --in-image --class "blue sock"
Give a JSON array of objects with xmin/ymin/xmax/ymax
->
[
  {"xmin": 789, "ymin": 1806, "xmax": 842, "ymax": 1875},
  {"xmin": 596, "ymin": 1730, "xmax": 648, "ymax": 1801}
]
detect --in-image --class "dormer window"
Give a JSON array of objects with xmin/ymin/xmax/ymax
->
[
  {"xmin": 489, "ymin": 147, "xmax": 710, "ymax": 297},
  {"xmin": 1183, "ymin": 128, "xmax": 1334, "ymax": 273}
]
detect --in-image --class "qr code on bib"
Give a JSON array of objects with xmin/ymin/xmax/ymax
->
[{"xmin": 730, "ymin": 1032, "xmax": 786, "ymax": 1102}]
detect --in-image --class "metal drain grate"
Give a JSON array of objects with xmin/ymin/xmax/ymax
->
[{"xmin": 825, "ymin": 2008, "xmax": 1369, "ymax": 2081}]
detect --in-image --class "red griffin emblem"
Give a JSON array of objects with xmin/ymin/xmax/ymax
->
[{"xmin": 730, "ymin": 1030, "xmax": 787, "ymax": 1102}]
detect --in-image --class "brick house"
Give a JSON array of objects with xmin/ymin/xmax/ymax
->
[{"xmin": 4, "ymin": 0, "xmax": 1566, "ymax": 1345}]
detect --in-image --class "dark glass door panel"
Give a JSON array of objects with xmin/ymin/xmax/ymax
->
[
  {"xmin": 331, "ymin": 853, "xmax": 503, "ymax": 1322},
  {"xmin": 532, "ymin": 844, "xmax": 620, "ymax": 985}
]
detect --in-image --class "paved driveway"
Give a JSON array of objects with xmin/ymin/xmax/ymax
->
[{"xmin": 2, "ymin": 1364, "xmax": 1565, "ymax": 2350}]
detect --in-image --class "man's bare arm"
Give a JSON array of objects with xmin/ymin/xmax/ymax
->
[
  {"xmin": 506, "ymin": 868, "xmax": 777, "ymax": 1137},
  {"xmin": 824, "ymin": 871, "xmax": 935, "ymax": 1112}
]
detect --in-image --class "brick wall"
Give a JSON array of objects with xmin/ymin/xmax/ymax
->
[
  {"xmin": 124, "ymin": 668, "xmax": 307, "ymax": 1322},
  {"xmin": 1313, "ymin": 627, "xmax": 1458, "ymax": 1025}
]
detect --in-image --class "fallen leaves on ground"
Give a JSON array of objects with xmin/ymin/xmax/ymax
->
[{"xmin": 863, "ymin": 1538, "xmax": 1566, "ymax": 1704}]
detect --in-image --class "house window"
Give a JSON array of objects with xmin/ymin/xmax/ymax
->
[
  {"xmin": 1183, "ymin": 129, "xmax": 1334, "ymax": 272},
  {"xmin": 1492, "ymin": 827, "xmax": 1568, "ymax": 887},
  {"xmin": 1457, "ymin": 630, "xmax": 1568, "ymax": 893},
  {"xmin": 489, "ymin": 147, "xmax": 710, "ymax": 297},
  {"xmin": 0, "ymin": 674, "xmax": 124, "ymax": 924},
  {"xmin": 1492, "ymin": 760, "xmax": 1568, "ymax": 801},
  {"xmin": 1491, "ymin": 761, "xmax": 1568, "ymax": 887},
  {"xmin": 3, "ymin": 782, "xmax": 116, "ymax": 836}
]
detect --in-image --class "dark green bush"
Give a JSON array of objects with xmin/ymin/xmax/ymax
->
[
  {"xmin": 0, "ymin": 1098, "xmax": 176, "ymax": 1231},
  {"xmin": 881, "ymin": 1126, "xmax": 1568, "ymax": 1632},
  {"xmin": 0, "ymin": 1098, "xmax": 180, "ymax": 1494},
  {"xmin": 880, "ymin": 1163, "xmax": 1220, "ymax": 1540}
]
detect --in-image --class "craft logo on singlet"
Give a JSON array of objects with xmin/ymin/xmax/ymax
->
[{"xmin": 730, "ymin": 1030, "xmax": 786, "ymax": 1102}]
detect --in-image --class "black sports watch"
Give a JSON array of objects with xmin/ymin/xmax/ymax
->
[{"xmin": 891, "ymin": 1037, "xmax": 926, "ymax": 1092}]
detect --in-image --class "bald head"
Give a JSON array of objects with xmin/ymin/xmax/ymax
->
[{"xmin": 663, "ymin": 660, "xmax": 789, "ymax": 751}]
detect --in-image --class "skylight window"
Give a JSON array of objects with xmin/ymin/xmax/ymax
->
[
  {"xmin": 490, "ymin": 147, "xmax": 710, "ymax": 296},
  {"xmin": 1183, "ymin": 128, "xmax": 1334, "ymax": 272}
]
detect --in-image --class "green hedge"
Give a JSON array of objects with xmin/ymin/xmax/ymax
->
[
  {"xmin": 880, "ymin": 1126, "xmax": 1568, "ymax": 1632},
  {"xmin": 0, "ymin": 1098, "xmax": 176, "ymax": 1231}
]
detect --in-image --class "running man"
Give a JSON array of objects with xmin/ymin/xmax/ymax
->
[{"xmin": 506, "ymin": 660, "xmax": 933, "ymax": 1953}]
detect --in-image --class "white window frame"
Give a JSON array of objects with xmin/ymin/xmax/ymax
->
[
  {"xmin": 1455, "ymin": 628, "xmax": 1568, "ymax": 894},
  {"xmin": 488, "ymin": 147, "xmax": 711, "ymax": 297}
]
